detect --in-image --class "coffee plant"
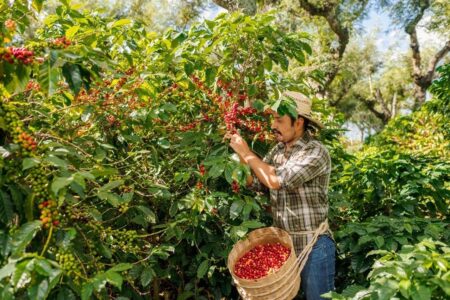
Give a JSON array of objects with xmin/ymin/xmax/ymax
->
[
  {"xmin": 0, "ymin": 0, "xmax": 448, "ymax": 299},
  {"xmin": 325, "ymin": 239, "xmax": 450, "ymax": 300}
]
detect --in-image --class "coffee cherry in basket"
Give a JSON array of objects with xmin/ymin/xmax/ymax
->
[{"xmin": 234, "ymin": 242, "xmax": 291, "ymax": 280}]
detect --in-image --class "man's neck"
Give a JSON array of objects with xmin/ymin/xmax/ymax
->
[{"xmin": 284, "ymin": 130, "xmax": 305, "ymax": 151}]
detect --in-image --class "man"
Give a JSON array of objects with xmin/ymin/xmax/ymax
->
[{"xmin": 226, "ymin": 91, "xmax": 335, "ymax": 300}]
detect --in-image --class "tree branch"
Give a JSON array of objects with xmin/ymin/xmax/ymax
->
[
  {"xmin": 424, "ymin": 40, "xmax": 450, "ymax": 83},
  {"xmin": 354, "ymin": 93, "xmax": 391, "ymax": 125}
]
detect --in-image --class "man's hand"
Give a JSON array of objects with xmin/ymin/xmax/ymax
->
[
  {"xmin": 224, "ymin": 132, "xmax": 251, "ymax": 162},
  {"xmin": 224, "ymin": 132, "xmax": 281, "ymax": 190}
]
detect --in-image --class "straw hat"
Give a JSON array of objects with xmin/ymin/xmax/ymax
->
[{"xmin": 282, "ymin": 91, "xmax": 324, "ymax": 129}]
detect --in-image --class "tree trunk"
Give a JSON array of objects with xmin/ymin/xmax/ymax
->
[{"xmin": 404, "ymin": 2, "xmax": 450, "ymax": 110}]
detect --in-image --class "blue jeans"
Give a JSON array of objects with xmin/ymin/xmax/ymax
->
[{"xmin": 299, "ymin": 235, "xmax": 336, "ymax": 300}]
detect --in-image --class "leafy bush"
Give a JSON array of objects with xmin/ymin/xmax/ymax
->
[
  {"xmin": 332, "ymin": 149, "xmax": 449, "ymax": 220},
  {"xmin": 326, "ymin": 239, "xmax": 450, "ymax": 300},
  {"xmin": 334, "ymin": 216, "xmax": 450, "ymax": 287}
]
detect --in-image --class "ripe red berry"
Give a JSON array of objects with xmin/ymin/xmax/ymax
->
[
  {"xmin": 196, "ymin": 181, "xmax": 204, "ymax": 189},
  {"xmin": 199, "ymin": 164, "xmax": 206, "ymax": 176},
  {"xmin": 231, "ymin": 180, "xmax": 240, "ymax": 193}
]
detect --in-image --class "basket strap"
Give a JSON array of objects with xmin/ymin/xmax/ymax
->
[
  {"xmin": 234, "ymin": 220, "xmax": 330, "ymax": 291},
  {"xmin": 293, "ymin": 220, "xmax": 329, "ymax": 273}
]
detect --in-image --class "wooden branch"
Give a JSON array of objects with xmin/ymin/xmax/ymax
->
[
  {"xmin": 354, "ymin": 93, "xmax": 391, "ymax": 124},
  {"xmin": 424, "ymin": 40, "xmax": 450, "ymax": 83}
]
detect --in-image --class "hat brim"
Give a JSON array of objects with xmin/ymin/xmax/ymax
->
[
  {"xmin": 264, "ymin": 108, "xmax": 325, "ymax": 129},
  {"xmin": 299, "ymin": 114, "xmax": 324, "ymax": 129}
]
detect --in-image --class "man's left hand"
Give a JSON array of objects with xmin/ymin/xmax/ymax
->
[{"xmin": 225, "ymin": 132, "xmax": 251, "ymax": 160}]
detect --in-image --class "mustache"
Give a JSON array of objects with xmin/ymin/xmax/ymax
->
[{"xmin": 272, "ymin": 129, "xmax": 281, "ymax": 135}]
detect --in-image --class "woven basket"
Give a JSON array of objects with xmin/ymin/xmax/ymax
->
[{"xmin": 227, "ymin": 227, "xmax": 301, "ymax": 300}]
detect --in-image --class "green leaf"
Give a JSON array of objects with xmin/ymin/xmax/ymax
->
[
  {"xmin": 57, "ymin": 287, "xmax": 77, "ymax": 300},
  {"xmin": 59, "ymin": 228, "xmax": 77, "ymax": 248},
  {"xmin": 81, "ymin": 106, "xmax": 94, "ymax": 122},
  {"xmin": 65, "ymin": 25, "xmax": 80, "ymax": 39},
  {"xmin": 105, "ymin": 271, "xmax": 123, "ymax": 289},
  {"xmin": 38, "ymin": 50, "xmax": 61, "ymax": 96},
  {"xmin": 140, "ymin": 267, "xmax": 154, "ymax": 287},
  {"xmin": 263, "ymin": 57, "xmax": 273, "ymax": 71},
  {"xmin": 10, "ymin": 221, "xmax": 41, "ymax": 257},
  {"xmin": 157, "ymin": 137, "xmax": 170, "ymax": 149},
  {"xmin": 184, "ymin": 62, "xmax": 194, "ymax": 76},
  {"xmin": 358, "ymin": 235, "xmax": 373, "ymax": 246},
  {"xmin": 230, "ymin": 199, "xmax": 244, "ymax": 219},
  {"xmin": 109, "ymin": 263, "xmax": 133, "ymax": 272},
  {"xmin": 231, "ymin": 226, "xmax": 248, "ymax": 240},
  {"xmin": 197, "ymin": 260, "xmax": 209, "ymax": 279},
  {"xmin": 34, "ymin": 259, "xmax": 53, "ymax": 276},
  {"xmin": 24, "ymin": 193, "xmax": 35, "ymax": 222},
  {"xmin": 411, "ymin": 283, "xmax": 431, "ymax": 300},
  {"xmin": 248, "ymin": 84, "xmax": 257, "ymax": 96},
  {"xmin": 81, "ymin": 283, "xmax": 93, "ymax": 300},
  {"xmin": 205, "ymin": 68, "xmax": 216, "ymax": 85},
  {"xmin": 399, "ymin": 279, "xmax": 411, "ymax": 298},
  {"xmin": 97, "ymin": 191, "xmax": 121, "ymax": 207},
  {"xmin": 45, "ymin": 155, "xmax": 68, "ymax": 168},
  {"xmin": 51, "ymin": 176, "xmax": 73, "ymax": 196},
  {"xmin": 0, "ymin": 262, "xmax": 16, "ymax": 281},
  {"xmin": 208, "ymin": 164, "xmax": 225, "ymax": 179},
  {"xmin": 374, "ymin": 236, "xmax": 385, "ymax": 248},
  {"xmin": 135, "ymin": 206, "xmax": 156, "ymax": 224},
  {"xmin": 32, "ymin": 0, "xmax": 45, "ymax": 11},
  {"xmin": 22, "ymin": 157, "xmax": 41, "ymax": 170},
  {"xmin": 276, "ymin": 95, "xmax": 298, "ymax": 119},
  {"xmin": 99, "ymin": 180, "xmax": 123, "ymax": 192},
  {"xmin": 62, "ymin": 63, "xmax": 82, "ymax": 95},
  {"xmin": 241, "ymin": 220, "xmax": 265, "ymax": 229},
  {"xmin": 109, "ymin": 19, "xmax": 132, "ymax": 28},
  {"xmin": 12, "ymin": 258, "xmax": 30, "ymax": 287},
  {"xmin": 366, "ymin": 249, "xmax": 390, "ymax": 257},
  {"xmin": 0, "ymin": 190, "xmax": 14, "ymax": 224},
  {"xmin": 27, "ymin": 278, "xmax": 49, "ymax": 300},
  {"xmin": 404, "ymin": 223, "xmax": 413, "ymax": 234},
  {"xmin": 177, "ymin": 291, "xmax": 195, "ymax": 300}
]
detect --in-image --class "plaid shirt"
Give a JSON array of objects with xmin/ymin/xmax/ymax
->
[{"xmin": 251, "ymin": 131, "xmax": 332, "ymax": 254}]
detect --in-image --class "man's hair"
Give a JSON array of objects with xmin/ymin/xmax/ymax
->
[{"xmin": 289, "ymin": 115, "xmax": 310, "ymax": 130}]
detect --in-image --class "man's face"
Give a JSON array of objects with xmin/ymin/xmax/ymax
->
[{"xmin": 270, "ymin": 112, "xmax": 303, "ymax": 143}]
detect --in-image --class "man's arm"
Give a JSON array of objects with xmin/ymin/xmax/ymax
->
[{"xmin": 228, "ymin": 133, "xmax": 281, "ymax": 190}]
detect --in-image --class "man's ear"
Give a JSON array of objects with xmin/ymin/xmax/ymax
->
[{"xmin": 296, "ymin": 117, "xmax": 304, "ymax": 130}]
